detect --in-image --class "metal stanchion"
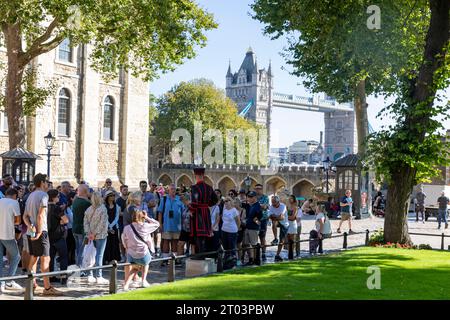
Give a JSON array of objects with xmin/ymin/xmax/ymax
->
[{"xmin": 109, "ymin": 260, "xmax": 118, "ymax": 294}]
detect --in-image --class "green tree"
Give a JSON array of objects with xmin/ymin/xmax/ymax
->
[
  {"xmin": 154, "ymin": 79, "xmax": 262, "ymax": 164},
  {"xmin": 367, "ymin": 0, "xmax": 450, "ymax": 243},
  {"xmin": 251, "ymin": 0, "xmax": 426, "ymax": 157},
  {"xmin": 252, "ymin": 0, "xmax": 450, "ymax": 243},
  {"xmin": 0, "ymin": 0, "xmax": 217, "ymax": 149}
]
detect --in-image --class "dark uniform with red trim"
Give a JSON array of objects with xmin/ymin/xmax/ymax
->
[{"xmin": 189, "ymin": 180, "xmax": 218, "ymax": 256}]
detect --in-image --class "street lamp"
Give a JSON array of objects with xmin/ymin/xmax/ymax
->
[
  {"xmin": 322, "ymin": 156, "xmax": 332, "ymax": 194},
  {"xmin": 244, "ymin": 175, "xmax": 252, "ymax": 192},
  {"xmin": 44, "ymin": 131, "xmax": 55, "ymax": 179}
]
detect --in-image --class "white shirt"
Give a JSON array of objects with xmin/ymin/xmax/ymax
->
[
  {"xmin": 296, "ymin": 207, "xmax": 303, "ymax": 224},
  {"xmin": 221, "ymin": 207, "xmax": 239, "ymax": 233},
  {"xmin": 315, "ymin": 212, "xmax": 331, "ymax": 234},
  {"xmin": 269, "ymin": 203, "xmax": 288, "ymax": 228},
  {"xmin": 210, "ymin": 205, "xmax": 220, "ymax": 232},
  {"xmin": 0, "ymin": 198, "xmax": 21, "ymax": 240}
]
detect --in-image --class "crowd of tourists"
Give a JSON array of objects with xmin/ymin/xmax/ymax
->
[{"xmin": 3, "ymin": 168, "xmax": 446, "ymax": 296}]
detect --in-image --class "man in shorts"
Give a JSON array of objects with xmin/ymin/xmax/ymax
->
[
  {"xmin": 23, "ymin": 173, "xmax": 62, "ymax": 296},
  {"xmin": 337, "ymin": 190, "xmax": 354, "ymax": 234},
  {"xmin": 243, "ymin": 191, "xmax": 263, "ymax": 266},
  {"xmin": 157, "ymin": 184, "xmax": 183, "ymax": 266},
  {"xmin": 268, "ymin": 196, "xmax": 288, "ymax": 262},
  {"xmin": 255, "ymin": 184, "xmax": 269, "ymax": 261}
]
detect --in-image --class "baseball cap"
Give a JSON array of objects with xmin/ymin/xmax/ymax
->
[
  {"xmin": 239, "ymin": 189, "xmax": 246, "ymax": 194},
  {"xmin": 247, "ymin": 191, "xmax": 257, "ymax": 197}
]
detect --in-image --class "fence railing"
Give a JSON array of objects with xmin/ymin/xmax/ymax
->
[
  {"xmin": 0, "ymin": 230, "xmax": 375, "ymax": 300},
  {"xmin": 6, "ymin": 229, "xmax": 450, "ymax": 300}
]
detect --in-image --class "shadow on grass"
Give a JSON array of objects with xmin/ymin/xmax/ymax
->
[{"xmin": 97, "ymin": 248, "xmax": 450, "ymax": 300}]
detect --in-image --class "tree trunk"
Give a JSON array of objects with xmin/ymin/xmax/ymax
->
[
  {"xmin": 354, "ymin": 79, "xmax": 369, "ymax": 157},
  {"xmin": 384, "ymin": 166, "xmax": 415, "ymax": 244},
  {"xmin": 384, "ymin": 0, "xmax": 449, "ymax": 243},
  {"xmin": 3, "ymin": 23, "xmax": 26, "ymax": 149}
]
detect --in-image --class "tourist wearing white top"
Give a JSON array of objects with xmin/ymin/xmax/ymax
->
[
  {"xmin": 221, "ymin": 197, "xmax": 241, "ymax": 262},
  {"xmin": 295, "ymin": 207, "xmax": 303, "ymax": 257}
]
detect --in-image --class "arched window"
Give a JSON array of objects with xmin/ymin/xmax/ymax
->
[
  {"xmin": 58, "ymin": 88, "xmax": 71, "ymax": 136},
  {"xmin": 103, "ymin": 96, "xmax": 114, "ymax": 141},
  {"xmin": 58, "ymin": 38, "xmax": 72, "ymax": 62}
]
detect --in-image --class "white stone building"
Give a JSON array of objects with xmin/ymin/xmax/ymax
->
[{"xmin": 0, "ymin": 40, "xmax": 149, "ymax": 189}]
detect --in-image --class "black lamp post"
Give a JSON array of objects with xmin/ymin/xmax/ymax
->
[
  {"xmin": 244, "ymin": 175, "xmax": 252, "ymax": 192},
  {"xmin": 44, "ymin": 131, "xmax": 56, "ymax": 179},
  {"xmin": 322, "ymin": 156, "xmax": 332, "ymax": 194}
]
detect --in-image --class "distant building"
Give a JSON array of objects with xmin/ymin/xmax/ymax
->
[{"xmin": 269, "ymin": 147, "xmax": 288, "ymax": 166}]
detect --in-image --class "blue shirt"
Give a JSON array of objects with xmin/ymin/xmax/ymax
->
[
  {"xmin": 246, "ymin": 202, "xmax": 263, "ymax": 230},
  {"xmin": 341, "ymin": 197, "xmax": 353, "ymax": 213},
  {"xmin": 157, "ymin": 195, "xmax": 183, "ymax": 233},
  {"xmin": 140, "ymin": 192, "xmax": 156, "ymax": 218},
  {"xmin": 258, "ymin": 194, "xmax": 270, "ymax": 221}
]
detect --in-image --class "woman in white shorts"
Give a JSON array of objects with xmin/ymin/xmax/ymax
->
[{"xmin": 287, "ymin": 195, "xmax": 298, "ymax": 239}]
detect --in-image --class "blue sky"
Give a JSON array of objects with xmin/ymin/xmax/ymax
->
[{"xmin": 149, "ymin": 0, "xmax": 449, "ymax": 148}]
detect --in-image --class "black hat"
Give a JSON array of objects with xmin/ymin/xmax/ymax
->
[
  {"xmin": 239, "ymin": 189, "xmax": 246, "ymax": 194},
  {"xmin": 247, "ymin": 191, "xmax": 257, "ymax": 197},
  {"xmin": 193, "ymin": 166, "xmax": 205, "ymax": 175}
]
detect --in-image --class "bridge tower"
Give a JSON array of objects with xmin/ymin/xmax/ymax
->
[
  {"xmin": 226, "ymin": 47, "xmax": 273, "ymax": 137},
  {"xmin": 324, "ymin": 110, "xmax": 358, "ymax": 161}
]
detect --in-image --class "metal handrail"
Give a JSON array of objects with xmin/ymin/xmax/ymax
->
[{"xmin": 0, "ymin": 229, "xmax": 375, "ymax": 300}]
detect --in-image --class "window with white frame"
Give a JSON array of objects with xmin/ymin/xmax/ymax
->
[
  {"xmin": 58, "ymin": 88, "xmax": 71, "ymax": 136},
  {"xmin": 3, "ymin": 112, "xmax": 8, "ymax": 132},
  {"xmin": 58, "ymin": 38, "xmax": 73, "ymax": 62},
  {"xmin": 103, "ymin": 96, "xmax": 114, "ymax": 141}
]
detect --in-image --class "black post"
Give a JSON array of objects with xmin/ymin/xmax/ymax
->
[
  {"xmin": 168, "ymin": 253, "xmax": 176, "ymax": 282},
  {"xmin": 441, "ymin": 233, "xmax": 445, "ymax": 250},
  {"xmin": 217, "ymin": 247, "xmax": 224, "ymax": 273},
  {"xmin": 24, "ymin": 272, "xmax": 34, "ymax": 300},
  {"xmin": 326, "ymin": 169, "xmax": 329, "ymax": 194},
  {"xmin": 365, "ymin": 229, "xmax": 370, "ymax": 246},
  {"xmin": 46, "ymin": 148, "xmax": 51, "ymax": 179},
  {"xmin": 343, "ymin": 232, "xmax": 348, "ymax": 249},
  {"xmin": 109, "ymin": 260, "xmax": 118, "ymax": 294},
  {"xmin": 254, "ymin": 243, "xmax": 261, "ymax": 266},
  {"xmin": 288, "ymin": 239, "xmax": 294, "ymax": 260}
]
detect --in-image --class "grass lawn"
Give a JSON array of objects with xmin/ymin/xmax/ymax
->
[{"xmin": 94, "ymin": 247, "xmax": 450, "ymax": 300}]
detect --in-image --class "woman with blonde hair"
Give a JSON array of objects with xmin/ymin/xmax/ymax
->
[
  {"xmin": 122, "ymin": 209, "xmax": 159, "ymax": 290},
  {"xmin": 123, "ymin": 191, "xmax": 142, "ymax": 228},
  {"xmin": 83, "ymin": 192, "xmax": 109, "ymax": 285}
]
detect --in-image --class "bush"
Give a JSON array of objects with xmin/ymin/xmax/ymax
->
[
  {"xmin": 418, "ymin": 244, "xmax": 433, "ymax": 250},
  {"xmin": 368, "ymin": 229, "xmax": 384, "ymax": 246}
]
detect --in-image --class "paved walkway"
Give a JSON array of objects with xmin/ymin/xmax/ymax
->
[{"xmin": 1, "ymin": 213, "xmax": 448, "ymax": 300}]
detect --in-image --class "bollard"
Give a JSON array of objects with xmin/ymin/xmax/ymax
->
[
  {"xmin": 109, "ymin": 260, "xmax": 118, "ymax": 294},
  {"xmin": 254, "ymin": 243, "xmax": 261, "ymax": 266},
  {"xmin": 296, "ymin": 237, "xmax": 300, "ymax": 258},
  {"xmin": 441, "ymin": 233, "xmax": 445, "ymax": 250},
  {"xmin": 365, "ymin": 229, "xmax": 370, "ymax": 246},
  {"xmin": 24, "ymin": 272, "xmax": 34, "ymax": 301},
  {"xmin": 288, "ymin": 239, "xmax": 294, "ymax": 260},
  {"xmin": 168, "ymin": 253, "xmax": 176, "ymax": 282},
  {"xmin": 343, "ymin": 232, "xmax": 348, "ymax": 249},
  {"xmin": 217, "ymin": 247, "xmax": 224, "ymax": 273}
]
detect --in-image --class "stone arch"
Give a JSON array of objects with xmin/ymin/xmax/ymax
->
[
  {"xmin": 176, "ymin": 174, "xmax": 193, "ymax": 188},
  {"xmin": 291, "ymin": 179, "xmax": 315, "ymax": 199},
  {"xmin": 264, "ymin": 176, "xmax": 287, "ymax": 196},
  {"xmin": 158, "ymin": 173, "xmax": 172, "ymax": 186},
  {"xmin": 239, "ymin": 176, "xmax": 258, "ymax": 191},
  {"xmin": 204, "ymin": 175, "xmax": 214, "ymax": 187},
  {"xmin": 217, "ymin": 175, "xmax": 237, "ymax": 194}
]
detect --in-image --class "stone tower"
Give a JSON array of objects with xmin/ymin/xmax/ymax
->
[
  {"xmin": 324, "ymin": 110, "xmax": 358, "ymax": 161},
  {"xmin": 225, "ymin": 48, "xmax": 273, "ymax": 136}
]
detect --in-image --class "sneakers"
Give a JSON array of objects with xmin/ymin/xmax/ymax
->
[
  {"xmin": 96, "ymin": 277, "xmax": 109, "ymax": 285},
  {"xmin": 142, "ymin": 280, "xmax": 150, "ymax": 288},
  {"xmin": 274, "ymin": 255, "xmax": 283, "ymax": 262},
  {"xmin": 446, "ymin": 223, "xmax": 449, "ymax": 229},
  {"xmin": 123, "ymin": 283, "xmax": 130, "ymax": 291},
  {"xmin": 261, "ymin": 253, "xmax": 267, "ymax": 261},
  {"xmin": 87, "ymin": 276, "xmax": 97, "ymax": 284},
  {"xmin": 271, "ymin": 239, "xmax": 279, "ymax": 245},
  {"xmin": 0, "ymin": 282, "xmax": 5, "ymax": 293},
  {"xmin": 43, "ymin": 286, "xmax": 63, "ymax": 296},
  {"xmin": 6, "ymin": 281, "xmax": 23, "ymax": 291}
]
